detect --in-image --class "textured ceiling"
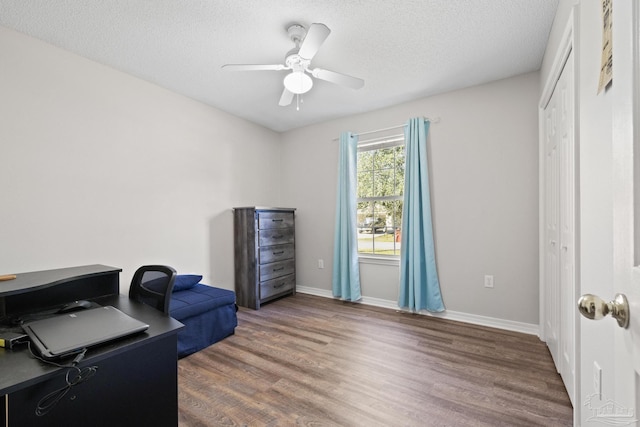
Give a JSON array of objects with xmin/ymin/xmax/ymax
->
[{"xmin": 0, "ymin": 0, "xmax": 558, "ymax": 132}]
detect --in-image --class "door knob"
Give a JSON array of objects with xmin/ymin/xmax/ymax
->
[{"xmin": 577, "ymin": 293, "xmax": 629, "ymax": 329}]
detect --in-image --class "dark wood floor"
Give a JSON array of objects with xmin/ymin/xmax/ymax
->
[{"xmin": 178, "ymin": 293, "xmax": 573, "ymax": 426}]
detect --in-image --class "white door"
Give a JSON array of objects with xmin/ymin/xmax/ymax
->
[
  {"xmin": 611, "ymin": 0, "xmax": 640, "ymax": 423},
  {"xmin": 558, "ymin": 51, "xmax": 576, "ymax": 406},
  {"xmin": 544, "ymin": 64, "xmax": 560, "ymax": 370},
  {"xmin": 579, "ymin": 1, "xmax": 639, "ymax": 425},
  {"xmin": 543, "ymin": 48, "xmax": 576, "ymax": 405}
]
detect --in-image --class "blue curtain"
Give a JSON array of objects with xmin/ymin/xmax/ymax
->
[
  {"xmin": 332, "ymin": 131, "xmax": 361, "ymax": 301},
  {"xmin": 399, "ymin": 118, "xmax": 445, "ymax": 312}
]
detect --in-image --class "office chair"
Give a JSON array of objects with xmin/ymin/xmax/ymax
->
[{"xmin": 128, "ymin": 265, "xmax": 177, "ymax": 314}]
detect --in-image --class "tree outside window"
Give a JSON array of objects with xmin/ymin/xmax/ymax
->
[{"xmin": 356, "ymin": 142, "xmax": 404, "ymax": 256}]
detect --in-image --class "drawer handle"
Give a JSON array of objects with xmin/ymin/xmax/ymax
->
[
  {"xmin": 273, "ymin": 251, "xmax": 285, "ymax": 255},
  {"xmin": 273, "ymin": 267, "xmax": 285, "ymax": 272},
  {"xmin": 272, "ymin": 219, "xmax": 284, "ymax": 222},
  {"xmin": 274, "ymin": 282, "xmax": 286, "ymax": 288}
]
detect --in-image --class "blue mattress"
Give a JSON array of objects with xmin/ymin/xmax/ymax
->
[{"xmin": 170, "ymin": 283, "xmax": 237, "ymax": 358}]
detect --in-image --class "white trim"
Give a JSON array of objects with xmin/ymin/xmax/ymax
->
[
  {"xmin": 538, "ymin": 101, "xmax": 546, "ymax": 342},
  {"xmin": 358, "ymin": 255, "xmax": 400, "ymax": 266},
  {"xmin": 296, "ymin": 286, "xmax": 539, "ymax": 336},
  {"xmin": 331, "ymin": 117, "xmax": 441, "ymax": 142},
  {"xmin": 357, "ymin": 134, "xmax": 404, "ymax": 150},
  {"xmin": 539, "ymin": 14, "xmax": 574, "ymax": 109}
]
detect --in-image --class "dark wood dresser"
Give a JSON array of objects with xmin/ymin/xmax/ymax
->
[{"xmin": 233, "ymin": 207, "xmax": 296, "ymax": 309}]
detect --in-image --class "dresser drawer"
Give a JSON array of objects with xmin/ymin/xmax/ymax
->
[
  {"xmin": 259, "ymin": 259, "xmax": 295, "ymax": 282},
  {"xmin": 257, "ymin": 211, "xmax": 294, "ymax": 230},
  {"xmin": 258, "ymin": 228, "xmax": 294, "ymax": 246},
  {"xmin": 259, "ymin": 244, "xmax": 295, "ymax": 265},
  {"xmin": 260, "ymin": 274, "xmax": 295, "ymax": 300}
]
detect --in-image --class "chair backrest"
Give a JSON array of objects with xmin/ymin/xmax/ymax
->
[{"xmin": 128, "ymin": 265, "xmax": 177, "ymax": 314}]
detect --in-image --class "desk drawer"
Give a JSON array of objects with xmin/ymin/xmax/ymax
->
[
  {"xmin": 258, "ymin": 228, "xmax": 294, "ymax": 246},
  {"xmin": 260, "ymin": 274, "xmax": 295, "ymax": 300},
  {"xmin": 258, "ymin": 211, "xmax": 294, "ymax": 230},
  {"xmin": 259, "ymin": 259, "xmax": 295, "ymax": 282},
  {"xmin": 259, "ymin": 244, "xmax": 295, "ymax": 265}
]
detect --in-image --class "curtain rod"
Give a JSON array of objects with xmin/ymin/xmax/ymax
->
[{"xmin": 332, "ymin": 116, "xmax": 440, "ymax": 141}]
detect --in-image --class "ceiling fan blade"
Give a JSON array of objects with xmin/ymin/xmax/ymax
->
[
  {"xmin": 298, "ymin": 23, "xmax": 331, "ymax": 60},
  {"xmin": 279, "ymin": 88, "xmax": 294, "ymax": 106},
  {"xmin": 222, "ymin": 64, "xmax": 287, "ymax": 71},
  {"xmin": 311, "ymin": 68, "xmax": 364, "ymax": 90}
]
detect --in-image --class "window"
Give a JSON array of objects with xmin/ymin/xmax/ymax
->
[{"xmin": 356, "ymin": 138, "xmax": 404, "ymax": 256}]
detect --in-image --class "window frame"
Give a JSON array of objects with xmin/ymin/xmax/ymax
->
[{"xmin": 356, "ymin": 136, "xmax": 405, "ymax": 259}]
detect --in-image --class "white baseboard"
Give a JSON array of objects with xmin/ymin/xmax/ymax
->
[{"xmin": 296, "ymin": 285, "xmax": 540, "ymax": 337}]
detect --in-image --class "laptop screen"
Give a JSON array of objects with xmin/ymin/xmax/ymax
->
[{"xmin": 22, "ymin": 305, "xmax": 149, "ymax": 359}]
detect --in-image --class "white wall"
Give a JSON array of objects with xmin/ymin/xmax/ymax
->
[
  {"xmin": 280, "ymin": 72, "xmax": 541, "ymax": 325},
  {"xmin": 1, "ymin": 24, "xmax": 542, "ymax": 328},
  {"xmin": 0, "ymin": 26, "xmax": 281, "ymax": 292}
]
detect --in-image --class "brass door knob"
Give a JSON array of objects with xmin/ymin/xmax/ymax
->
[{"xmin": 578, "ymin": 293, "xmax": 630, "ymax": 329}]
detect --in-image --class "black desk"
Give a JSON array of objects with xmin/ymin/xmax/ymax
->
[{"xmin": 0, "ymin": 265, "xmax": 183, "ymax": 427}]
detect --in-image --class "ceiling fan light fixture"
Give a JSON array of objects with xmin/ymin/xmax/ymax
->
[
  {"xmin": 284, "ymin": 71, "xmax": 313, "ymax": 94},
  {"xmin": 223, "ymin": 23, "xmax": 363, "ymax": 107}
]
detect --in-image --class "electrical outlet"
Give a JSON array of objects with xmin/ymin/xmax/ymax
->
[
  {"xmin": 484, "ymin": 275, "xmax": 494, "ymax": 288},
  {"xmin": 594, "ymin": 361, "xmax": 602, "ymax": 399},
  {"xmin": 318, "ymin": 259, "xmax": 324, "ymax": 269}
]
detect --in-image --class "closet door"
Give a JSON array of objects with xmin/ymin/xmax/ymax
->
[
  {"xmin": 557, "ymin": 51, "xmax": 576, "ymax": 405},
  {"xmin": 544, "ymin": 76, "xmax": 560, "ymax": 369},
  {"xmin": 542, "ymin": 50, "xmax": 576, "ymax": 405}
]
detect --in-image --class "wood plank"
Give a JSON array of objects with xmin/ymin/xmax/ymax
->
[{"xmin": 178, "ymin": 294, "xmax": 572, "ymax": 426}]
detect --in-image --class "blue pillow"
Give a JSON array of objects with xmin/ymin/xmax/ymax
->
[{"xmin": 173, "ymin": 274, "xmax": 202, "ymax": 292}]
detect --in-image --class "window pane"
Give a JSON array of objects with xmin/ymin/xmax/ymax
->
[
  {"xmin": 374, "ymin": 147, "xmax": 396, "ymax": 170},
  {"xmin": 357, "ymin": 169, "xmax": 373, "ymax": 198},
  {"xmin": 357, "ymin": 202, "xmax": 373, "ymax": 229},
  {"xmin": 394, "ymin": 146, "xmax": 405, "ymax": 195},
  {"xmin": 357, "ymin": 202, "xmax": 384, "ymax": 234},
  {"xmin": 357, "ymin": 201, "xmax": 374, "ymax": 253},
  {"xmin": 357, "ymin": 142, "xmax": 405, "ymax": 256},
  {"xmin": 375, "ymin": 168, "xmax": 394, "ymax": 196},
  {"xmin": 388, "ymin": 200, "xmax": 403, "ymax": 230},
  {"xmin": 388, "ymin": 200, "xmax": 403, "ymax": 256},
  {"xmin": 358, "ymin": 151, "xmax": 373, "ymax": 171}
]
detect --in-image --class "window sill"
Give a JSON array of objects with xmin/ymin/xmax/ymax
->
[{"xmin": 358, "ymin": 255, "xmax": 400, "ymax": 267}]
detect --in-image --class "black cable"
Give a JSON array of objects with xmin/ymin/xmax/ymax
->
[
  {"xmin": 35, "ymin": 364, "xmax": 98, "ymax": 416},
  {"xmin": 25, "ymin": 343, "xmax": 99, "ymax": 416}
]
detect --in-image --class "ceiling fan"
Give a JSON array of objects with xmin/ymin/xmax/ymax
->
[{"xmin": 222, "ymin": 23, "xmax": 364, "ymax": 107}]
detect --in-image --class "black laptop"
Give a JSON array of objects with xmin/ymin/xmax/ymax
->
[{"xmin": 21, "ymin": 305, "xmax": 149, "ymax": 360}]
